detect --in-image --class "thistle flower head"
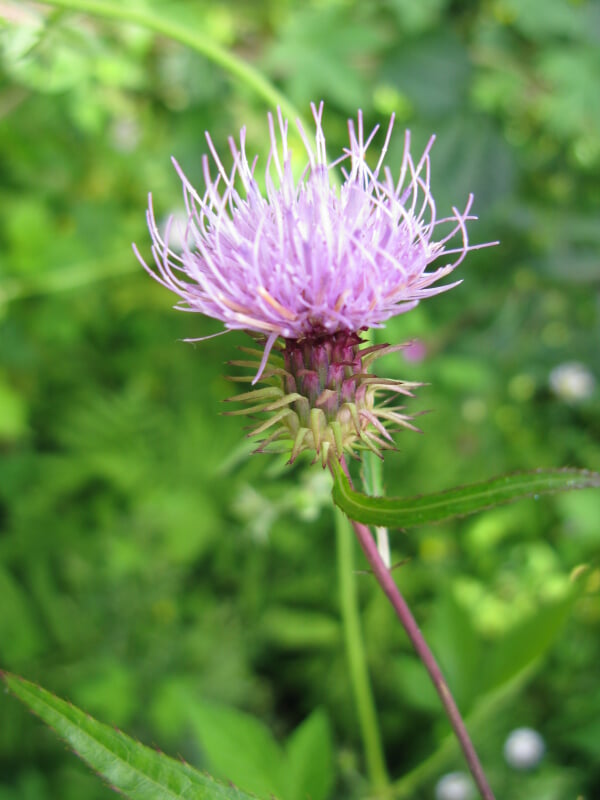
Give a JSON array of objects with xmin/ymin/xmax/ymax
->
[{"xmin": 135, "ymin": 103, "xmax": 495, "ymax": 464}]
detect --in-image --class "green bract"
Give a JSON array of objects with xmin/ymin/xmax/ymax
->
[{"xmin": 226, "ymin": 331, "xmax": 419, "ymax": 466}]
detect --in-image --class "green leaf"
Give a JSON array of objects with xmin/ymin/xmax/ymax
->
[
  {"xmin": 380, "ymin": 30, "xmax": 471, "ymax": 117},
  {"xmin": 177, "ymin": 700, "xmax": 334, "ymax": 800},
  {"xmin": 480, "ymin": 592, "xmax": 575, "ymax": 695},
  {"xmin": 264, "ymin": 5, "xmax": 381, "ymax": 112},
  {"xmin": 384, "ymin": 0, "xmax": 449, "ymax": 34},
  {"xmin": 286, "ymin": 709, "xmax": 334, "ymax": 800},
  {"xmin": 1, "ymin": 673, "xmax": 258, "ymax": 800},
  {"xmin": 331, "ymin": 464, "xmax": 600, "ymax": 529},
  {"xmin": 501, "ymin": 0, "xmax": 588, "ymax": 42},
  {"xmin": 425, "ymin": 115, "xmax": 516, "ymax": 213},
  {"xmin": 188, "ymin": 702, "xmax": 287, "ymax": 799}
]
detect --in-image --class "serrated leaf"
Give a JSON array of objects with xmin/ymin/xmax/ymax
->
[
  {"xmin": 2, "ymin": 674, "xmax": 258, "ymax": 800},
  {"xmin": 331, "ymin": 464, "xmax": 600, "ymax": 528}
]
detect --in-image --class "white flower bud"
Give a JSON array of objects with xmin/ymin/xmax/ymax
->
[
  {"xmin": 435, "ymin": 771, "xmax": 475, "ymax": 800},
  {"xmin": 549, "ymin": 362, "xmax": 595, "ymax": 402},
  {"xmin": 503, "ymin": 727, "xmax": 545, "ymax": 770}
]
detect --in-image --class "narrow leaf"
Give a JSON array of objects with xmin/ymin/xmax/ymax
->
[
  {"xmin": 331, "ymin": 464, "xmax": 600, "ymax": 528},
  {"xmin": 2, "ymin": 673, "xmax": 258, "ymax": 800}
]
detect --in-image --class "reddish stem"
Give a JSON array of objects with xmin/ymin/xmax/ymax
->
[{"xmin": 336, "ymin": 457, "xmax": 495, "ymax": 800}]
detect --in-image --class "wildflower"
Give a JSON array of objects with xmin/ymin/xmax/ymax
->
[
  {"xmin": 435, "ymin": 772, "xmax": 475, "ymax": 800},
  {"xmin": 549, "ymin": 361, "xmax": 595, "ymax": 403},
  {"xmin": 503, "ymin": 727, "xmax": 545, "ymax": 770},
  {"xmin": 135, "ymin": 103, "xmax": 495, "ymax": 464}
]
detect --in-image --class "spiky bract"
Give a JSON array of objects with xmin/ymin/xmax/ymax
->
[{"xmin": 225, "ymin": 332, "xmax": 419, "ymax": 466}]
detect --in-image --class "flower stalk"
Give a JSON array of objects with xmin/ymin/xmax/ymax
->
[{"xmin": 334, "ymin": 457, "xmax": 496, "ymax": 800}]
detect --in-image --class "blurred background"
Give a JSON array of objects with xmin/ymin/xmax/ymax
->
[{"xmin": 0, "ymin": 1, "xmax": 599, "ymax": 798}]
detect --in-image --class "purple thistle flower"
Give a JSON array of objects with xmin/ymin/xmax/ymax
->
[{"xmin": 135, "ymin": 103, "xmax": 496, "ymax": 464}]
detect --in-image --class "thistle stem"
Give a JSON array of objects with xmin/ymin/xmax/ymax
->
[
  {"xmin": 336, "ymin": 457, "xmax": 496, "ymax": 800},
  {"xmin": 36, "ymin": 0, "xmax": 303, "ymax": 124}
]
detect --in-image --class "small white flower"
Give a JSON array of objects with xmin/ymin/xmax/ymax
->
[
  {"xmin": 435, "ymin": 771, "xmax": 475, "ymax": 800},
  {"xmin": 549, "ymin": 362, "xmax": 595, "ymax": 402},
  {"xmin": 503, "ymin": 727, "xmax": 545, "ymax": 770}
]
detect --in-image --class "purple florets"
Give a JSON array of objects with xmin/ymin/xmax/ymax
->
[
  {"xmin": 135, "ymin": 103, "xmax": 497, "ymax": 463},
  {"xmin": 134, "ymin": 102, "xmax": 491, "ymax": 380}
]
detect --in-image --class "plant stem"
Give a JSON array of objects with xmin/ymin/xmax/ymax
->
[
  {"xmin": 336, "ymin": 458, "xmax": 496, "ymax": 800},
  {"xmin": 334, "ymin": 507, "xmax": 389, "ymax": 793},
  {"xmin": 362, "ymin": 451, "xmax": 391, "ymax": 568},
  {"xmin": 36, "ymin": 0, "xmax": 303, "ymax": 124}
]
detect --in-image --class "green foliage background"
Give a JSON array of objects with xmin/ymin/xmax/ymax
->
[{"xmin": 1, "ymin": 1, "xmax": 599, "ymax": 798}]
